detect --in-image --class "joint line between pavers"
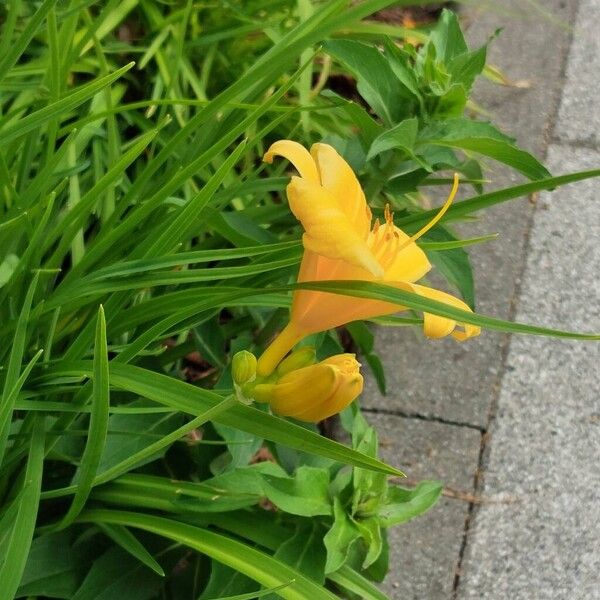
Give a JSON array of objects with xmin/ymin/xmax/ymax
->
[
  {"xmin": 362, "ymin": 407, "xmax": 485, "ymax": 432},
  {"xmin": 451, "ymin": 1, "xmax": 582, "ymax": 597}
]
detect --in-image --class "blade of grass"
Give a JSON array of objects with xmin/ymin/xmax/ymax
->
[
  {"xmin": 97, "ymin": 523, "xmax": 165, "ymax": 576},
  {"xmin": 398, "ymin": 168, "xmax": 600, "ymax": 228},
  {"xmin": 77, "ymin": 509, "xmax": 339, "ymax": 600},
  {"xmin": 57, "ymin": 306, "xmax": 110, "ymax": 528},
  {"xmin": 0, "ymin": 416, "xmax": 45, "ymax": 600},
  {"xmin": 43, "ymin": 362, "xmax": 403, "ymax": 476},
  {"xmin": 0, "ymin": 62, "xmax": 135, "ymax": 145},
  {"xmin": 0, "ymin": 274, "xmax": 39, "ymax": 464},
  {"xmin": 293, "ymin": 280, "xmax": 600, "ymax": 340}
]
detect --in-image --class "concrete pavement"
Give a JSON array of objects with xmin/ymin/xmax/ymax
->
[{"xmin": 363, "ymin": 1, "xmax": 600, "ymax": 597}]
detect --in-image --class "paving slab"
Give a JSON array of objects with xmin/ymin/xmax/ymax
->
[
  {"xmin": 456, "ymin": 145, "xmax": 600, "ymax": 599},
  {"xmin": 365, "ymin": 413, "xmax": 481, "ymax": 600},
  {"xmin": 363, "ymin": 0, "xmax": 579, "ymax": 428},
  {"xmin": 555, "ymin": 0, "xmax": 600, "ymax": 144}
]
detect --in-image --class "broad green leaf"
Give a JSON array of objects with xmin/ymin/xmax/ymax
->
[
  {"xmin": 261, "ymin": 466, "xmax": 332, "ymax": 517},
  {"xmin": 418, "ymin": 118, "xmax": 550, "ymax": 180},
  {"xmin": 429, "ymin": 8, "xmax": 468, "ymax": 61},
  {"xmin": 267, "ymin": 523, "xmax": 327, "ymax": 591},
  {"xmin": 367, "ymin": 118, "xmax": 422, "ymax": 163},
  {"xmin": 323, "ymin": 39, "xmax": 406, "ymax": 125},
  {"xmin": 16, "ymin": 531, "xmax": 79, "ymax": 599},
  {"xmin": 324, "ymin": 498, "xmax": 360, "ymax": 574},
  {"xmin": 378, "ymin": 481, "xmax": 443, "ymax": 526},
  {"xmin": 71, "ymin": 546, "xmax": 162, "ymax": 600}
]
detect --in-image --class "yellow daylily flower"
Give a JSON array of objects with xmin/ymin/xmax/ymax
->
[
  {"xmin": 252, "ymin": 353, "xmax": 363, "ymax": 423},
  {"xmin": 257, "ymin": 140, "xmax": 480, "ymax": 376}
]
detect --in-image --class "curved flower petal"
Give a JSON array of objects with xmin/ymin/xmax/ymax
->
[
  {"xmin": 408, "ymin": 283, "xmax": 481, "ymax": 340},
  {"xmin": 287, "ymin": 177, "xmax": 383, "ymax": 277},
  {"xmin": 310, "ymin": 143, "xmax": 372, "ymax": 238},
  {"xmin": 263, "ymin": 140, "xmax": 320, "ymax": 184}
]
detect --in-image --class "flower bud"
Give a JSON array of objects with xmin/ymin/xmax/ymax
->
[
  {"xmin": 277, "ymin": 346, "xmax": 316, "ymax": 376},
  {"xmin": 231, "ymin": 350, "xmax": 257, "ymax": 386},
  {"xmin": 251, "ymin": 353, "xmax": 363, "ymax": 423}
]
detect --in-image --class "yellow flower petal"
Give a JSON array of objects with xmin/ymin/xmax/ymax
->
[
  {"xmin": 263, "ymin": 140, "xmax": 320, "ymax": 184},
  {"xmin": 310, "ymin": 143, "xmax": 372, "ymax": 238},
  {"xmin": 287, "ymin": 177, "xmax": 383, "ymax": 277},
  {"xmin": 408, "ymin": 283, "xmax": 481, "ymax": 340}
]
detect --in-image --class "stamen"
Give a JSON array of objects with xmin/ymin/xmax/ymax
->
[
  {"xmin": 384, "ymin": 202, "xmax": 394, "ymax": 225},
  {"xmin": 373, "ymin": 218, "xmax": 381, "ymax": 234},
  {"xmin": 396, "ymin": 173, "xmax": 459, "ymax": 253}
]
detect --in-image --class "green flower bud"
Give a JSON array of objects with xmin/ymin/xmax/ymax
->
[
  {"xmin": 277, "ymin": 346, "xmax": 316, "ymax": 376},
  {"xmin": 231, "ymin": 350, "xmax": 257, "ymax": 386}
]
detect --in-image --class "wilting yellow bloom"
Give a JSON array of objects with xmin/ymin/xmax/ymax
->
[
  {"xmin": 252, "ymin": 354, "xmax": 363, "ymax": 422},
  {"xmin": 257, "ymin": 140, "xmax": 480, "ymax": 376}
]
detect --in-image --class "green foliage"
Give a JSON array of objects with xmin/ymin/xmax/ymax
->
[{"xmin": 0, "ymin": 1, "xmax": 597, "ymax": 599}]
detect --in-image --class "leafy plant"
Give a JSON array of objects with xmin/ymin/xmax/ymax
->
[{"xmin": 0, "ymin": 2, "xmax": 598, "ymax": 599}]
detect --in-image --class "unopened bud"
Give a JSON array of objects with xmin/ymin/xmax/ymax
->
[
  {"xmin": 261, "ymin": 353, "xmax": 363, "ymax": 423},
  {"xmin": 231, "ymin": 350, "xmax": 257, "ymax": 386},
  {"xmin": 277, "ymin": 346, "xmax": 317, "ymax": 376}
]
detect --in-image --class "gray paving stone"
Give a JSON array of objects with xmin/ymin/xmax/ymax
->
[
  {"xmin": 556, "ymin": 0, "xmax": 600, "ymax": 144},
  {"xmin": 365, "ymin": 413, "xmax": 481, "ymax": 600},
  {"xmin": 457, "ymin": 145, "xmax": 600, "ymax": 599},
  {"xmin": 362, "ymin": 0, "xmax": 579, "ymax": 428}
]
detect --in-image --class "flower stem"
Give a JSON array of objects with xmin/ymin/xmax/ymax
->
[{"xmin": 256, "ymin": 322, "xmax": 304, "ymax": 377}]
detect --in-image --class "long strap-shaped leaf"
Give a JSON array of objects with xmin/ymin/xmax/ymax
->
[
  {"xmin": 0, "ymin": 273, "xmax": 39, "ymax": 464},
  {"xmin": 293, "ymin": 280, "xmax": 600, "ymax": 341},
  {"xmin": 0, "ymin": 62, "xmax": 134, "ymax": 145},
  {"xmin": 0, "ymin": 416, "xmax": 45, "ymax": 600},
  {"xmin": 397, "ymin": 168, "xmax": 600, "ymax": 228},
  {"xmin": 57, "ymin": 306, "xmax": 110, "ymax": 528},
  {"xmin": 78, "ymin": 509, "xmax": 339, "ymax": 600},
  {"xmin": 42, "ymin": 362, "xmax": 402, "ymax": 476}
]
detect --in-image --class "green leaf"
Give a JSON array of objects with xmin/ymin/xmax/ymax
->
[
  {"xmin": 268, "ymin": 523, "xmax": 327, "ymax": 592},
  {"xmin": 262, "ymin": 466, "xmax": 332, "ymax": 517},
  {"xmin": 423, "ymin": 226, "xmax": 475, "ymax": 308},
  {"xmin": 429, "ymin": 9, "xmax": 468, "ymax": 61},
  {"xmin": 397, "ymin": 168, "xmax": 600, "ymax": 228},
  {"xmin": 71, "ymin": 546, "xmax": 162, "ymax": 600},
  {"xmin": 328, "ymin": 566, "xmax": 390, "ymax": 600},
  {"xmin": 324, "ymin": 498, "xmax": 360, "ymax": 574},
  {"xmin": 0, "ymin": 417, "xmax": 45, "ymax": 599},
  {"xmin": 16, "ymin": 531, "xmax": 79, "ymax": 599},
  {"xmin": 418, "ymin": 118, "xmax": 550, "ymax": 180},
  {"xmin": 0, "ymin": 62, "xmax": 135, "ymax": 145},
  {"xmin": 367, "ymin": 118, "xmax": 424, "ymax": 165},
  {"xmin": 97, "ymin": 523, "xmax": 165, "ymax": 576},
  {"xmin": 293, "ymin": 280, "xmax": 600, "ymax": 341},
  {"xmin": 378, "ymin": 481, "xmax": 443, "ymax": 526},
  {"xmin": 354, "ymin": 517, "xmax": 382, "ymax": 569},
  {"xmin": 78, "ymin": 509, "xmax": 340, "ymax": 600},
  {"xmin": 0, "ymin": 0, "xmax": 57, "ymax": 81},
  {"xmin": 323, "ymin": 39, "xmax": 406, "ymax": 125},
  {"xmin": 59, "ymin": 306, "xmax": 110, "ymax": 528},
  {"xmin": 0, "ymin": 273, "xmax": 39, "ymax": 464},
  {"xmin": 46, "ymin": 362, "xmax": 404, "ymax": 476}
]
